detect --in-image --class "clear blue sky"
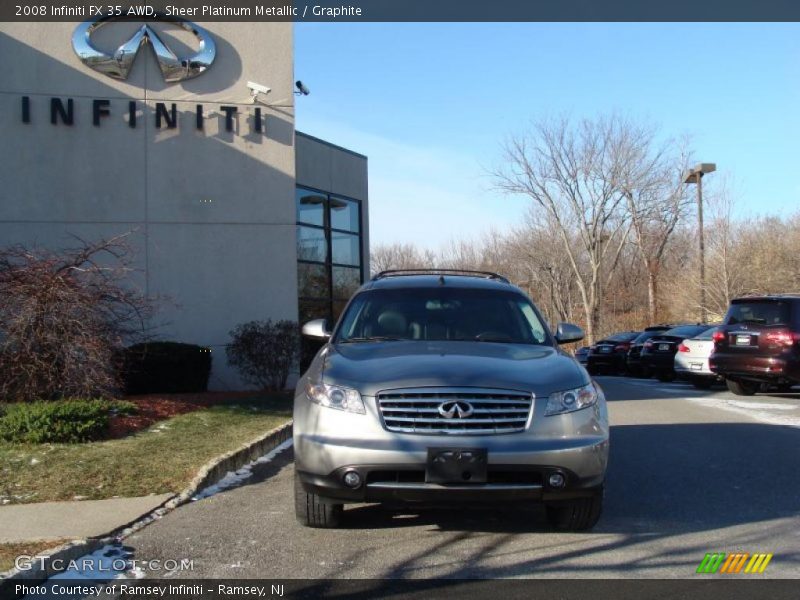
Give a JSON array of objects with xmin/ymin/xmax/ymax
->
[{"xmin": 294, "ymin": 23, "xmax": 800, "ymax": 249}]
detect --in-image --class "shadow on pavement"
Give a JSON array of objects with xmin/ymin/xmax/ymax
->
[{"xmin": 249, "ymin": 421, "xmax": 800, "ymax": 541}]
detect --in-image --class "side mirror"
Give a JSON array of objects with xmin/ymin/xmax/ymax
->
[
  {"xmin": 554, "ymin": 322, "xmax": 584, "ymax": 345},
  {"xmin": 302, "ymin": 319, "xmax": 331, "ymax": 341}
]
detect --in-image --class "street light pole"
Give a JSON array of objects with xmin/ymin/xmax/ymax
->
[
  {"xmin": 696, "ymin": 171, "xmax": 706, "ymax": 323},
  {"xmin": 684, "ymin": 163, "xmax": 716, "ymax": 323}
]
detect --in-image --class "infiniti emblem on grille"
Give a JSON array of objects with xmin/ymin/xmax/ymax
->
[{"xmin": 438, "ymin": 401, "xmax": 474, "ymax": 419}]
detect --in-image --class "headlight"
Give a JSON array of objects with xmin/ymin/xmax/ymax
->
[
  {"xmin": 545, "ymin": 382, "xmax": 598, "ymax": 416},
  {"xmin": 305, "ymin": 380, "xmax": 365, "ymax": 414}
]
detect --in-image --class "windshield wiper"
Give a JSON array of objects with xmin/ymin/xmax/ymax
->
[{"xmin": 339, "ymin": 336, "xmax": 405, "ymax": 343}]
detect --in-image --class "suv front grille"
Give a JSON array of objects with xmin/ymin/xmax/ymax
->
[{"xmin": 376, "ymin": 387, "xmax": 534, "ymax": 435}]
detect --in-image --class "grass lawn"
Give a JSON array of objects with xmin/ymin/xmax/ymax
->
[
  {"xmin": 0, "ymin": 540, "xmax": 73, "ymax": 573},
  {"xmin": 0, "ymin": 394, "xmax": 292, "ymax": 505}
]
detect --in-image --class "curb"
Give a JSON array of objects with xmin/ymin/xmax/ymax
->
[
  {"xmin": 0, "ymin": 538, "xmax": 105, "ymax": 584},
  {"xmin": 163, "ymin": 420, "xmax": 293, "ymax": 510},
  {"xmin": 0, "ymin": 420, "xmax": 293, "ymax": 594}
]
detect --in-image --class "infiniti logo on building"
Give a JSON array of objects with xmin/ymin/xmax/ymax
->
[
  {"xmin": 438, "ymin": 401, "xmax": 474, "ymax": 419},
  {"xmin": 72, "ymin": 16, "xmax": 216, "ymax": 82}
]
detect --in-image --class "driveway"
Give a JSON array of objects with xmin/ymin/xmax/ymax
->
[{"xmin": 126, "ymin": 376, "xmax": 800, "ymax": 578}]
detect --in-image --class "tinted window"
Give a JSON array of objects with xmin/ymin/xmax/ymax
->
[
  {"xmin": 663, "ymin": 325, "xmax": 708, "ymax": 338},
  {"xmin": 606, "ymin": 332, "xmax": 639, "ymax": 342},
  {"xmin": 331, "ymin": 231, "xmax": 360, "ymax": 266},
  {"xmin": 726, "ymin": 301, "xmax": 792, "ymax": 326},
  {"xmin": 298, "ymin": 263, "xmax": 329, "ymax": 298},
  {"xmin": 297, "ymin": 226, "xmax": 327, "ymax": 262},
  {"xmin": 332, "ymin": 266, "xmax": 361, "ymax": 300},
  {"xmin": 632, "ymin": 330, "xmax": 662, "ymax": 344},
  {"xmin": 336, "ymin": 288, "xmax": 550, "ymax": 345},
  {"xmin": 329, "ymin": 196, "xmax": 360, "ymax": 232},
  {"xmin": 694, "ymin": 327, "xmax": 718, "ymax": 340},
  {"xmin": 296, "ymin": 188, "xmax": 326, "ymax": 227}
]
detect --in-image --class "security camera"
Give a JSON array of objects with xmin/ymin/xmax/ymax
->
[
  {"xmin": 247, "ymin": 81, "xmax": 271, "ymax": 103},
  {"xmin": 295, "ymin": 80, "xmax": 310, "ymax": 96}
]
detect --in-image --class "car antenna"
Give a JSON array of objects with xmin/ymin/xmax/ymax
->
[{"xmin": 439, "ymin": 275, "xmax": 445, "ymax": 285}]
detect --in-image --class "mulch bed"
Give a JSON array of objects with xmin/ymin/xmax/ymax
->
[{"xmin": 107, "ymin": 391, "xmax": 262, "ymax": 439}]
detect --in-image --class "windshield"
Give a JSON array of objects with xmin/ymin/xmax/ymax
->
[
  {"xmin": 726, "ymin": 300, "xmax": 792, "ymax": 326},
  {"xmin": 632, "ymin": 330, "xmax": 664, "ymax": 344},
  {"xmin": 601, "ymin": 332, "xmax": 639, "ymax": 343},
  {"xmin": 694, "ymin": 327, "xmax": 718, "ymax": 340},
  {"xmin": 663, "ymin": 325, "xmax": 708, "ymax": 338},
  {"xmin": 335, "ymin": 288, "xmax": 550, "ymax": 344}
]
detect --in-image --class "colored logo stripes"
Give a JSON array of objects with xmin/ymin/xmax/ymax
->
[{"xmin": 697, "ymin": 552, "xmax": 773, "ymax": 574}]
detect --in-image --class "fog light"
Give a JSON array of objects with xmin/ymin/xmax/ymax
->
[
  {"xmin": 548, "ymin": 473, "xmax": 566, "ymax": 488},
  {"xmin": 343, "ymin": 471, "xmax": 362, "ymax": 489}
]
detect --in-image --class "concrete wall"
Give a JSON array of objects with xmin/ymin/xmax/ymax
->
[{"xmin": 0, "ymin": 21, "xmax": 296, "ymax": 389}]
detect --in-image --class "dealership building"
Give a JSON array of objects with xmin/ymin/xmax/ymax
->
[{"xmin": 0, "ymin": 20, "xmax": 369, "ymax": 388}]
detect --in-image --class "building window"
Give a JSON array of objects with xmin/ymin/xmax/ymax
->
[{"xmin": 296, "ymin": 186, "xmax": 364, "ymax": 326}]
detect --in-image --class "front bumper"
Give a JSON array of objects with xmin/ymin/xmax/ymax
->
[
  {"xmin": 297, "ymin": 462, "xmax": 604, "ymax": 504},
  {"xmin": 294, "ymin": 425, "xmax": 608, "ymax": 504},
  {"xmin": 294, "ymin": 386, "xmax": 609, "ymax": 505}
]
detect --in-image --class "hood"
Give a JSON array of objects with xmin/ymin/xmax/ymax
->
[{"xmin": 321, "ymin": 341, "xmax": 588, "ymax": 396}]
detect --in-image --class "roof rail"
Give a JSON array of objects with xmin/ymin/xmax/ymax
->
[{"xmin": 372, "ymin": 269, "xmax": 510, "ymax": 284}]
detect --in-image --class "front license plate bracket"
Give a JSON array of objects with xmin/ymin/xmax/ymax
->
[{"xmin": 426, "ymin": 448, "xmax": 487, "ymax": 484}]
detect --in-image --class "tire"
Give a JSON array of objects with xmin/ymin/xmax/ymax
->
[
  {"xmin": 294, "ymin": 472, "xmax": 343, "ymax": 528},
  {"xmin": 656, "ymin": 370, "xmax": 675, "ymax": 382},
  {"xmin": 726, "ymin": 379, "xmax": 758, "ymax": 396},
  {"xmin": 546, "ymin": 491, "xmax": 603, "ymax": 532},
  {"xmin": 639, "ymin": 366, "xmax": 652, "ymax": 379},
  {"xmin": 692, "ymin": 378, "xmax": 714, "ymax": 390},
  {"xmin": 586, "ymin": 365, "xmax": 598, "ymax": 376}
]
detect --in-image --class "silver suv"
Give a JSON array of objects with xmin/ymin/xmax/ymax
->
[{"xmin": 294, "ymin": 270, "xmax": 609, "ymax": 530}]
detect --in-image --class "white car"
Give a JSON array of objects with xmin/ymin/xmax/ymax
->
[{"xmin": 674, "ymin": 327, "xmax": 720, "ymax": 389}]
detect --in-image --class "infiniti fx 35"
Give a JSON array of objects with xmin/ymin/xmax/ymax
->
[{"xmin": 293, "ymin": 270, "xmax": 609, "ymax": 530}]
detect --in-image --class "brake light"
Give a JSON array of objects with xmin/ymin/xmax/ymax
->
[
  {"xmin": 614, "ymin": 342, "xmax": 631, "ymax": 351},
  {"xmin": 712, "ymin": 331, "xmax": 726, "ymax": 343},
  {"xmin": 678, "ymin": 343, "xmax": 690, "ymax": 353},
  {"xmin": 644, "ymin": 341, "xmax": 653, "ymax": 349},
  {"xmin": 764, "ymin": 329, "xmax": 800, "ymax": 347}
]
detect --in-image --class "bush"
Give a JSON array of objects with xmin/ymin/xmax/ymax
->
[
  {"xmin": 0, "ymin": 399, "xmax": 116, "ymax": 444},
  {"xmin": 227, "ymin": 320, "xmax": 299, "ymax": 391},
  {"xmin": 0, "ymin": 235, "xmax": 156, "ymax": 402},
  {"xmin": 122, "ymin": 342, "xmax": 212, "ymax": 395}
]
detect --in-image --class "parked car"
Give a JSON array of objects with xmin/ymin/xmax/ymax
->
[
  {"xmin": 294, "ymin": 269, "xmax": 609, "ymax": 530},
  {"xmin": 709, "ymin": 295, "xmax": 800, "ymax": 395},
  {"xmin": 674, "ymin": 326, "xmax": 720, "ymax": 389},
  {"xmin": 640, "ymin": 324, "xmax": 715, "ymax": 382},
  {"xmin": 586, "ymin": 331, "xmax": 640, "ymax": 375},
  {"xmin": 574, "ymin": 345, "xmax": 591, "ymax": 365},
  {"xmin": 626, "ymin": 325, "xmax": 673, "ymax": 377}
]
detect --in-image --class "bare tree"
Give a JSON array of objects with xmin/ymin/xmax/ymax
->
[
  {"xmin": 370, "ymin": 243, "xmax": 437, "ymax": 276},
  {"xmin": 0, "ymin": 234, "xmax": 155, "ymax": 402},
  {"xmin": 620, "ymin": 136, "xmax": 693, "ymax": 322},
  {"xmin": 504, "ymin": 215, "xmax": 579, "ymax": 327},
  {"xmin": 494, "ymin": 115, "xmax": 636, "ymax": 343},
  {"xmin": 702, "ymin": 179, "xmax": 746, "ymax": 316}
]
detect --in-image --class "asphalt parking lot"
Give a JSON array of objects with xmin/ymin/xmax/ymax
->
[{"xmin": 127, "ymin": 376, "xmax": 800, "ymax": 578}]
